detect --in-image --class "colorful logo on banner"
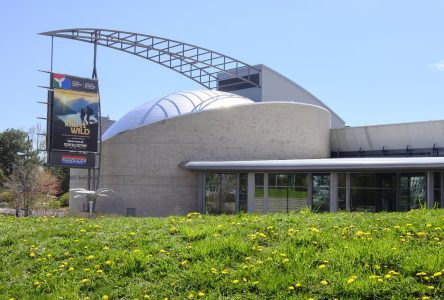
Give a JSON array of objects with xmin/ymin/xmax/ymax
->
[
  {"xmin": 52, "ymin": 74, "xmax": 72, "ymax": 89},
  {"xmin": 61, "ymin": 154, "xmax": 87, "ymax": 165}
]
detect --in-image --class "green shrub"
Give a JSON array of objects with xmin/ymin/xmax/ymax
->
[
  {"xmin": 0, "ymin": 191, "xmax": 14, "ymax": 205},
  {"xmin": 48, "ymin": 200, "xmax": 61, "ymax": 209},
  {"xmin": 59, "ymin": 192, "xmax": 69, "ymax": 207}
]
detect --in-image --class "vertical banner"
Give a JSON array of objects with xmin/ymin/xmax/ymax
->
[{"xmin": 50, "ymin": 73, "xmax": 100, "ymax": 153}]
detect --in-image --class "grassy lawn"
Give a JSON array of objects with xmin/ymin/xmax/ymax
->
[{"xmin": 1, "ymin": 209, "xmax": 444, "ymax": 299}]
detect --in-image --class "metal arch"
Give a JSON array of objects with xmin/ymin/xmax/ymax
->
[{"xmin": 40, "ymin": 28, "xmax": 261, "ymax": 90}]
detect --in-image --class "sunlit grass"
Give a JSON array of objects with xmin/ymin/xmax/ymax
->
[{"xmin": 0, "ymin": 209, "xmax": 444, "ymax": 299}]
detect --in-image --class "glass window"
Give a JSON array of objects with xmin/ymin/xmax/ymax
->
[
  {"xmin": 255, "ymin": 173, "xmax": 264, "ymax": 186},
  {"xmin": 399, "ymin": 173, "xmax": 426, "ymax": 211},
  {"xmin": 338, "ymin": 188, "xmax": 346, "ymax": 211},
  {"xmin": 239, "ymin": 173, "xmax": 248, "ymax": 213},
  {"xmin": 312, "ymin": 174, "xmax": 330, "ymax": 212},
  {"xmin": 255, "ymin": 173, "xmax": 265, "ymax": 213},
  {"xmin": 265, "ymin": 173, "xmax": 308, "ymax": 213},
  {"xmin": 205, "ymin": 173, "xmax": 237, "ymax": 214},
  {"xmin": 350, "ymin": 173, "xmax": 396, "ymax": 212},
  {"xmin": 338, "ymin": 173, "xmax": 346, "ymax": 188},
  {"xmin": 268, "ymin": 186, "xmax": 288, "ymax": 213}
]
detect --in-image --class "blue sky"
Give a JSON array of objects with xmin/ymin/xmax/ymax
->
[{"xmin": 0, "ymin": 0, "xmax": 443, "ymax": 132}]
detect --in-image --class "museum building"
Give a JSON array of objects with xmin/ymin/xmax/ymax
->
[
  {"xmin": 68, "ymin": 64, "xmax": 444, "ymax": 217},
  {"xmin": 44, "ymin": 29, "xmax": 440, "ymax": 216}
]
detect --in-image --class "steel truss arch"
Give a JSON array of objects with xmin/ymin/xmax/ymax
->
[{"xmin": 40, "ymin": 28, "xmax": 261, "ymax": 90}]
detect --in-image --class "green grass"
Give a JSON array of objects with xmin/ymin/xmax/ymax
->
[{"xmin": 1, "ymin": 209, "xmax": 444, "ymax": 299}]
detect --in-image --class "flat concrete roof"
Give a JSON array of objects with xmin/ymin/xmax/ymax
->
[{"xmin": 180, "ymin": 157, "xmax": 444, "ymax": 172}]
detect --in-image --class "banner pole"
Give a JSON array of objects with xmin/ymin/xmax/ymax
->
[{"xmin": 50, "ymin": 36, "xmax": 53, "ymax": 73}]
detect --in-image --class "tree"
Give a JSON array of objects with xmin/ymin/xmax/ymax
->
[
  {"xmin": 0, "ymin": 128, "xmax": 37, "ymax": 177},
  {"xmin": 5, "ymin": 161, "xmax": 60, "ymax": 216},
  {"xmin": 47, "ymin": 167, "xmax": 70, "ymax": 195}
]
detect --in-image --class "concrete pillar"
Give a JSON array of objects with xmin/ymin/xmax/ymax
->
[
  {"xmin": 197, "ymin": 173, "xmax": 205, "ymax": 213},
  {"xmin": 307, "ymin": 173, "xmax": 313, "ymax": 209},
  {"xmin": 247, "ymin": 173, "xmax": 255, "ymax": 213},
  {"xmin": 427, "ymin": 171, "xmax": 434, "ymax": 209},
  {"xmin": 330, "ymin": 172, "xmax": 338, "ymax": 212},
  {"xmin": 346, "ymin": 172, "xmax": 351, "ymax": 212},
  {"xmin": 264, "ymin": 173, "xmax": 269, "ymax": 214}
]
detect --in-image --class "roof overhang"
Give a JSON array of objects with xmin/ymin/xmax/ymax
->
[{"xmin": 180, "ymin": 157, "xmax": 444, "ymax": 172}]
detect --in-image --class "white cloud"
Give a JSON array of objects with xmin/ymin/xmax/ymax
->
[{"xmin": 429, "ymin": 60, "xmax": 444, "ymax": 72}]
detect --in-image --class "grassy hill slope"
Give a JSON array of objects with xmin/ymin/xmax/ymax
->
[{"xmin": 1, "ymin": 209, "xmax": 444, "ymax": 299}]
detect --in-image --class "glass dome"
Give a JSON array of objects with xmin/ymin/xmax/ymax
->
[{"xmin": 102, "ymin": 90, "xmax": 254, "ymax": 140}]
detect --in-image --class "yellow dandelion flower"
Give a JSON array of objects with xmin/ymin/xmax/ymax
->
[
  {"xmin": 347, "ymin": 277, "xmax": 356, "ymax": 284},
  {"xmin": 423, "ymin": 296, "xmax": 430, "ymax": 300},
  {"xmin": 80, "ymin": 229, "xmax": 86, "ymax": 233},
  {"xmin": 102, "ymin": 296, "xmax": 109, "ymax": 300},
  {"xmin": 434, "ymin": 271, "xmax": 442, "ymax": 277},
  {"xmin": 377, "ymin": 278, "xmax": 383, "ymax": 282},
  {"xmin": 187, "ymin": 293, "xmax": 195, "ymax": 299},
  {"xmin": 197, "ymin": 291, "xmax": 205, "ymax": 297},
  {"xmin": 29, "ymin": 252, "xmax": 36, "ymax": 257},
  {"xmin": 105, "ymin": 260, "xmax": 112, "ymax": 265},
  {"xmin": 319, "ymin": 264, "xmax": 326, "ymax": 269},
  {"xmin": 221, "ymin": 270, "xmax": 228, "ymax": 275},
  {"xmin": 143, "ymin": 295, "xmax": 150, "ymax": 299},
  {"xmin": 97, "ymin": 269, "xmax": 103, "ymax": 273},
  {"xmin": 426, "ymin": 224, "xmax": 432, "ymax": 228},
  {"xmin": 68, "ymin": 267, "xmax": 74, "ymax": 271},
  {"xmin": 283, "ymin": 258, "xmax": 289, "ymax": 263},
  {"xmin": 243, "ymin": 277, "xmax": 247, "ymax": 282},
  {"xmin": 320, "ymin": 280, "xmax": 328, "ymax": 285},
  {"xmin": 86, "ymin": 255, "xmax": 94, "ymax": 260},
  {"xmin": 81, "ymin": 278, "xmax": 90, "ymax": 284},
  {"xmin": 416, "ymin": 272, "xmax": 427, "ymax": 276},
  {"xmin": 84, "ymin": 268, "xmax": 90, "ymax": 272},
  {"xmin": 159, "ymin": 249, "xmax": 166, "ymax": 253},
  {"xmin": 427, "ymin": 285, "xmax": 434, "ymax": 290},
  {"xmin": 424, "ymin": 276, "xmax": 430, "ymax": 281},
  {"xmin": 288, "ymin": 286, "xmax": 295, "ymax": 291},
  {"xmin": 103, "ymin": 246, "xmax": 110, "ymax": 250},
  {"xmin": 33, "ymin": 281, "xmax": 40, "ymax": 287},
  {"xmin": 384, "ymin": 274, "xmax": 391, "ymax": 279},
  {"xmin": 252, "ymin": 281, "xmax": 259, "ymax": 285},
  {"xmin": 232, "ymin": 279, "xmax": 239, "ymax": 284},
  {"xmin": 129, "ymin": 231, "xmax": 136, "ymax": 236}
]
